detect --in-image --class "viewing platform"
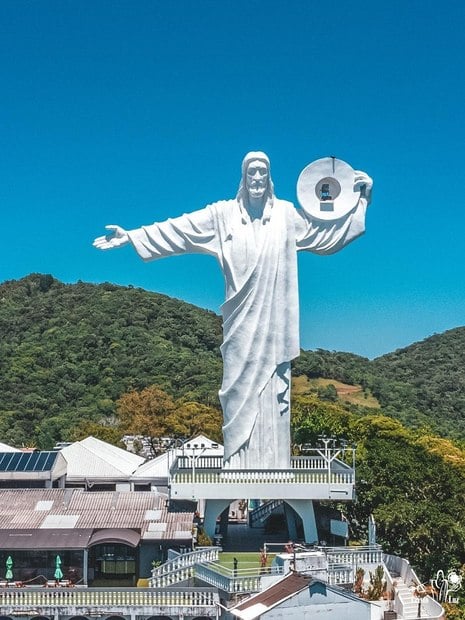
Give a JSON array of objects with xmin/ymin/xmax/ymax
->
[{"xmin": 168, "ymin": 446, "xmax": 355, "ymax": 502}]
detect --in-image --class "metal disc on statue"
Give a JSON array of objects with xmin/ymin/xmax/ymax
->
[{"xmin": 296, "ymin": 157, "xmax": 360, "ymax": 221}]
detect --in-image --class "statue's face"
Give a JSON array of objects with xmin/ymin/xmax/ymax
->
[{"xmin": 246, "ymin": 160, "xmax": 269, "ymax": 199}]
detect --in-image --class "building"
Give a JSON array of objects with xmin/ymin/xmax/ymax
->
[
  {"xmin": 0, "ymin": 488, "xmax": 193, "ymax": 585},
  {"xmin": 228, "ymin": 572, "xmax": 374, "ymax": 619}
]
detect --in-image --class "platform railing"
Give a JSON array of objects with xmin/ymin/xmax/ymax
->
[
  {"xmin": 319, "ymin": 544, "xmax": 384, "ymax": 567},
  {"xmin": 195, "ymin": 562, "xmax": 283, "ymax": 594},
  {"xmin": 170, "ymin": 449, "xmax": 354, "ymax": 474},
  {"xmin": 0, "ymin": 586, "xmax": 218, "ymax": 609},
  {"xmin": 171, "ymin": 469, "xmax": 354, "ymax": 484}
]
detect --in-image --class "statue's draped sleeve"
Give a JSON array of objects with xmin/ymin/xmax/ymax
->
[
  {"xmin": 294, "ymin": 197, "xmax": 367, "ymax": 254},
  {"xmin": 126, "ymin": 205, "xmax": 220, "ymax": 261}
]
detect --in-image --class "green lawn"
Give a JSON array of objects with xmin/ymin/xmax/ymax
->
[{"xmin": 218, "ymin": 552, "xmax": 276, "ymax": 570}]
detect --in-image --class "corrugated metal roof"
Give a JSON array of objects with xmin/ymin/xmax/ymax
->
[
  {"xmin": 80, "ymin": 437, "xmax": 145, "ymax": 468},
  {"xmin": 131, "ymin": 452, "xmax": 168, "ymax": 479},
  {"xmin": 40, "ymin": 515, "xmax": 80, "ymax": 529},
  {"xmin": 61, "ymin": 446, "xmax": 133, "ymax": 480},
  {"xmin": 0, "ymin": 489, "xmax": 193, "ymax": 541},
  {"xmin": 61, "ymin": 436, "xmax": 144, "ymax": 481}
]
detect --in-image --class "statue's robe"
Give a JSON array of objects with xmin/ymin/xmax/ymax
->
[{"xmin": 127, "ymin": 197, "xmax": 367, "ymax": 468}]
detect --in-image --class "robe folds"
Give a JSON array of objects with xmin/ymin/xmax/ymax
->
[{"xmin": 127, "ymin": 197, "xmax": 367, "ymax": 468}]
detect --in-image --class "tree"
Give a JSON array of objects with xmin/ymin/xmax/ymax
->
[
  {"xmin": 69, "ymin": 420, "xmax": 124, "ymax": 447},
  {"xmin": 115, "ymin": 385, "xmax": 223, "ymax": 453},
  {"xmin": 317, "ymin": 383, "xmax": 338, "ymax": 402},
  {"xmin": 168, "ymin": 401, "xmax": 222, "ymax": 443},
  {"xmin": 117, "ymin": 385, "xmax": 177, "ymax": 455}
]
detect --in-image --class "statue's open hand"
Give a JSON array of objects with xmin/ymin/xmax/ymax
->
[
  {"xmin": 93, "ymin": 225, "xmax": 129, "ymax": 250},
  {"xmin": 353, "ymin": 171, "xmax": 373, "ymax": 202}
]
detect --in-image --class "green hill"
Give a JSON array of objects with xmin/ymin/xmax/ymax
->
[
  {"xmin": 0, "ymin": 274, "xmax": 223, "ymax": 448},
  {"xmin": 371, "ymin": 329, "xmax": 465, "ymax": 438},
  {"xmin": 295, "ymin": 330, "xmax": 465, "ymax": 440},
  {"xmin": 3, "ymin": 274, "xmax": 465, "ymax": 446}
]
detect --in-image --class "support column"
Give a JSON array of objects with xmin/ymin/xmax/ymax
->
[
  {"xmin": 283, "ymin": 502, "xmax": 298, "ymax": 540},
  {"xmin": 83, "ymin": 548, "xmax": 89, "ymax": 585},
  {"xmin": 203, "ymin": 499, "xmax": 232, "ymax": 540},
  {"xmin": 285, "ymin": 499, "xmax": 318, "ymax": 544}
]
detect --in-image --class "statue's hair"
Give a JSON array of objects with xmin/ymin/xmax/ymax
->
[{"xmin": 236, "ymin": 151, "xmax": 275, "ymax": 207}]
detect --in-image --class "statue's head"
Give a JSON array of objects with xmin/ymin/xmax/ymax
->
[{"xmin": 237, "ymin": 151, "xmax": 274, "ymax": 207}]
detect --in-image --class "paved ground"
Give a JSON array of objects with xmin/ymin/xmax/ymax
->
[{"xmin": 221, "ymin": 523, "xmax": 288, "ymax": 552}]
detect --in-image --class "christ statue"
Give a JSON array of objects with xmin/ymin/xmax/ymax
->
[{"xmin": 93, "ymin": 152, "xmax": 372, "ymax": 469}]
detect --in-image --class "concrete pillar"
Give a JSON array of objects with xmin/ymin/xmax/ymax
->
[
  {"xmin": 83, "ymin": 548, "xmax": 89, "ymax": 585},
  {"xmin": 218, "ymin": 506, "xmax": 229, "ymax": 540},
  {"xmin": 203, "ymin": 499, "xmax": 232, "ymax": 540},
  {"xmin": 283, "ymin": 502, "xmax": 298, "ymax": 540},
  {"xmin": 285, "ymin": 499, "xmax": 318, "ymax": 544}
]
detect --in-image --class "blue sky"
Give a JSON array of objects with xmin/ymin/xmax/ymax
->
[{"xmin": 1, "ymin": 0, "xmax": 465, "ymax": 359}]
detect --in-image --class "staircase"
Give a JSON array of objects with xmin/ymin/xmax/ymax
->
[
  {"xmin": 248, "ymin": 499, "xmax": 283, "ymax": 527},
  {"xmin": 393, "ymin": 577, "xmax": 421, "ymax": 619},
  {"xmin": 383, "ymin": 554, "xmax": 444, "ymax": 619},
  {"xmin": 150, "ymin": 547, "xmax": 220, "ymax": 587}
]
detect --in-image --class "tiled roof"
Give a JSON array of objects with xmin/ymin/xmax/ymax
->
[{"xmin": 0, "ymin": 489, "xmax": 193, "ymax": 541}]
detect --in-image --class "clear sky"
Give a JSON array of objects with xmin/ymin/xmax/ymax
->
[{"xmin": 1, "ymin": 0, "xmax": 464, "ymax": 359}]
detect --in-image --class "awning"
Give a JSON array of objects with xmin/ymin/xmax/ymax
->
[
  {"xmin": 0, "ymin": 529, "xmax": 94, "ymax": 550},
  {"xmin": 88, "ymin": 529, "xmax": 141, "ymax": 548}
]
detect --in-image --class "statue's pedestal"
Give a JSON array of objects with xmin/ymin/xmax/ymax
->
[{"xmin": 168, "ymin": 451, "xmax": 355, "ymax": 544}]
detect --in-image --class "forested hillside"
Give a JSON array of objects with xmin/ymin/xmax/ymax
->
[
  {"xmin": 0, "ymin": 274, "xmax": 222, "ymax": 448},
  {"xmin": 296, "ymin": 332, "xmax": 465, "ymax": 441},
  {"xmin": 3, "ymin": 273, "xmax": 465, "ymax": 446}
]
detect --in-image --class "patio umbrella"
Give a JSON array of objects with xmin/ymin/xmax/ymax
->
[
  {"xmin": 5, "ymin": 556, "xmax": 13, "ymax": 581},
  {"xmin": 54, "ymin": 555, "xmax": 63, "ymax": 581}
]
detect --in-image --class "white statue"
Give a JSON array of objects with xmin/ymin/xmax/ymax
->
[{"xmin": 93, "ymin": 152, "xmax": 372, "ymax": 469}]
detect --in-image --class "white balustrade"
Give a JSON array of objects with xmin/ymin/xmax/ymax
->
[
  {"xmin": 0, "ymin": 587, "xmax": 218, "ymax": 610},
  {"xmin": 151, "ymin": 546, "xmax": 220, "ymax": 587}
]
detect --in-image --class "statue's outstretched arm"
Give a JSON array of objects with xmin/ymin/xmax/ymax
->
[
  {"xmin": 93, "ymin": 225, "xmax": 129, "ymax": 250},
  {"xmin": 93, "ymin": 206, "xmax": 219, "ymax": 262}
]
